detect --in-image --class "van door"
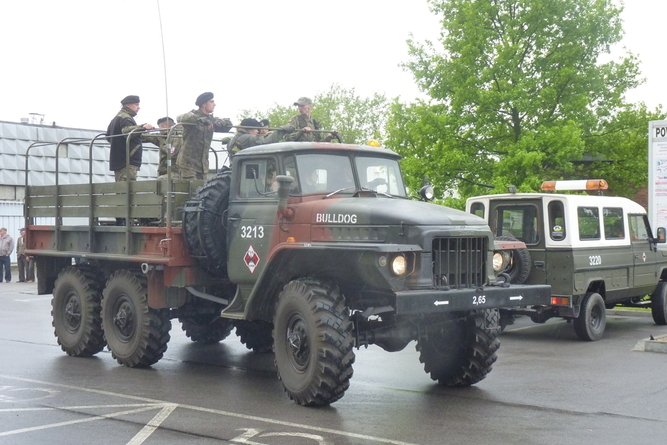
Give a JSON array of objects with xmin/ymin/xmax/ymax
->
[{"xmin": 629, "ymin": 214, "xmax": 660, "ymax": 294}]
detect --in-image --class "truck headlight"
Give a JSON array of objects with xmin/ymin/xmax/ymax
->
[
  {"xmin": 391, "ymin": 254, "xmax": 407, "ymax": 276},
  {"xmin": 492, "ymin": 251, "xmax": 510, "ymax": 273}
]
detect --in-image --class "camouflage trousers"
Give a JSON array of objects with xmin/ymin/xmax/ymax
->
[
  {"xmin": 178, "ymin": 166, "xmax": 205, "ymax": 180},
  {"xmin": 114, "ymin": 165, "xmax": 138, "ymax": 181}
]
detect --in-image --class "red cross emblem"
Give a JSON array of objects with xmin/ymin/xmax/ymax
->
[{"xmin": 244, "ymin": 245, "xmax": 260, "ymax": 273}]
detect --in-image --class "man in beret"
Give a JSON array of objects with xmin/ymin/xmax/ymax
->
[
  {"xmin": 106, "ymin": 95, "xmax": 155, "ymax": 181},
  {"xmin": 226, "ymin": 118, "xmax": 293, "ymax": 159},
  {"xmin": 176, "ymin": 92, "xmax": 233, "ymax": 180}
]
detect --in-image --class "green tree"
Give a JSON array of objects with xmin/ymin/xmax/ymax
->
[
  {"xmin": 247, "ymin": 84, "xmax": 390, "ymax": 144},
  {"xmin": 583, "ymin": 104, "xmax": 663, "ymax": 197},
  {"xmin": 388, "ymin": 0, "xmax": 641, "ymax": 204}
]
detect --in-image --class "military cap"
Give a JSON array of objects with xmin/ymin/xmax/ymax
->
[
  {"xmin": 121, "ymin": 95, "xmax": 140, "ymax": 105},
  {"xmin": 294, "ymin": 97, "xmax": 313, "ymax": 106},
  {"xmin": 195, "ymin": 92, "xmax": 214, "ymax": 107},
  {"xmin": 157, "ymin": 116, "xmax": 174, "ymax": 125},
  {"xmin": 240, "ymin": 118, "xmax": 261, "ymax": 128}
]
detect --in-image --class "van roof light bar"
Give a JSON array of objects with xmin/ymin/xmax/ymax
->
[{"xmin": 540, "ymin": 179, "xmax": 608, "ymax": 192}]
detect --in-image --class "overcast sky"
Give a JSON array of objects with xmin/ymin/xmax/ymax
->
[{"xmin": 0, "ymin": 0, "xmax": 665, "ymax": 130}]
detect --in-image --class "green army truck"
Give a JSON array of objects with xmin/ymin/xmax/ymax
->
[
  {"xmin": 25, "ymin": 139, "xmax": 551, "ymax": 406},
  {"xmin": 467, "ymin": 179, "xmax": 667, "ymax": 341}
]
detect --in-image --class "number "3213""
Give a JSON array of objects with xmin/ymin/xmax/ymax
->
[{"xmin": 241, "ymin": 225, "xmax": 264, "ymax": 239}]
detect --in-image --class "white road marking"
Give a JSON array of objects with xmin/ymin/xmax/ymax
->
[
  {"xmin": 509, "ymin": 296, "xmax": 523, "ymax": 301},
  {"xmin": 232, "ymin": 428, "xmax": 330, "ymax": 444},
  {"xmin": 0, "ymin": 374, "xmax": 419, "ymax": 445},
  {"xmin": 0, "ymin": 405, "xmax": 162, "ymax": 437},
  {"xmin": 126, "ymin": 403, "xmax": 178, "ymax": 445},
  {"xmin": 15, "ymin": 297, "xmax": 52, "ymax": 302}
]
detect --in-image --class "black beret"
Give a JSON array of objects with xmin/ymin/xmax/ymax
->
[
  {"xmin": 195, "ymin": 92, "xmax": 214, "ymax": 107},
  {"xmin": 240, "ymin": 118, "xmax": 261, "ymax": 128},
  {"xmin": 121, "ymin": 95, "xmax": 140, "ymax": 105}
]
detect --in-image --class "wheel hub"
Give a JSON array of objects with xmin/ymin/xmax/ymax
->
[
  {"xmin": 286, "ymin": 319, "xmax": 309, "ymax": 369},
  {"xmin": 113, "ymin": 301, "xmax": 135, "ymax": 339},
  {"xmin": 64, "ymin": 294, "xmax": 81, "ymax": 332}
]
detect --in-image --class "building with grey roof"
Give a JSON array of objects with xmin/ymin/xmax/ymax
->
[{"xmin": 0, "ymin": 120, "xmax": 160, "ymax": 263}]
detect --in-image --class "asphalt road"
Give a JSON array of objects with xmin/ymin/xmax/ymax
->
[{"xmin": 1, "ymin": 280, "xmax": 666, "ymax": 445}]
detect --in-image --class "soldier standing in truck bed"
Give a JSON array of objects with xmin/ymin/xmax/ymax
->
[
  {"xmin": 176, "ymin": 92, "xmax": 233, "ymax": 180},
  {"xmin": 106, "ymin": 95, "xmax": 155, "ymax": 181},
  {"xmin": 227, "ymin": 118, "xmax": 294, "ymax": 159},
  {"xmin": 144, "ymin": 116, "xmax": 182, "ymax": 178}
]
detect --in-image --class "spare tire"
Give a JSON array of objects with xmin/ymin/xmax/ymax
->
[
  {"xmin": 495, "ymin": 235, "xmax": 531, "ymax": 284},
  {"xmin": 184, "ymin": 170, "xmax": 231, "ymax": 276}
]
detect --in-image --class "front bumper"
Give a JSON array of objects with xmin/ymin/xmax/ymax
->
[{"xmin": 394, "ymin": 284, "xmax": 552, "ymax": 315}]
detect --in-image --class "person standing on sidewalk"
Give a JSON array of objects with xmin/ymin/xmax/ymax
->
[
  {"xmin": 0, "ymin": 228, "xmax": 14, "ymax": 283},
  {"xmin": 17, "ymin": 228, "xmax": 34, "ymax": 283}
]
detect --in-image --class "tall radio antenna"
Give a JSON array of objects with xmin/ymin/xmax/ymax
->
[{"xmin": 156, "ymin": 0, "xmax": 169, "ymax": 118}]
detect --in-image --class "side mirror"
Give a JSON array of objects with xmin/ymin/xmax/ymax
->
[
  {"xmin": 419, "ymin": 185, "xmax": 434, "ymax": 202},
  {"xmin": 276, "ymin": 175, "xmax": 294, "ymax": 216},
  {"xmin": 657, "ymin": 227, "xmax": 666, "ymax": 243}
]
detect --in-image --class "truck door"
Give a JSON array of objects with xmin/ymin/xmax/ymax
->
[
  {"xmin": 226, "ymin": 157, "xmax": 280, "ymax": 285},
  {"xmin": 629, "ymin": 214, "xmax": 660, "ymax": 294}
]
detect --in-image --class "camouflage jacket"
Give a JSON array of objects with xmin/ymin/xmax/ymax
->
[
  {"xmin": 284, "ymin": 114, "xmax": 322, "ymax": 142},
  {"xmin": 227, "ymin": 129, "xmax": 286, "ymax": 159},
  {"xmin": 107, "ymin": 107, "xmax": 145, "ymax": 171},
  {"xmin": 145, "ymin": 127, "xmax": 183, "ymax": 176},
  {"xmin": 176, "ymin": 110, "xmax": 232, "ymax": 173}
]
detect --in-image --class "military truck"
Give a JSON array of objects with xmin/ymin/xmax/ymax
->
[
  {"xmin": 466, "ymin": 179, "xmax": 667, "ymax": 341},
  {"xmin": 25, "ymin": 138, "xmax": 551, "ymax": 406}
]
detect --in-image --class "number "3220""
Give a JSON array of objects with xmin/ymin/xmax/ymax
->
[{"xmin": 589, "ymin": 255, "xmax": 602, "ymax": 266}]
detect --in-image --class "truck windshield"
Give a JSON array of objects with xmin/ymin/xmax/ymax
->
[{"xmin": 294, "ymin": 153, "xmax": 407, "ymax": 197}]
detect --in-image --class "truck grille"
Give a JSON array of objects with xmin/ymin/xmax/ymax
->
[{"xmin": 432, "ymin": 237, "xmax": 486, "ymax": 289}]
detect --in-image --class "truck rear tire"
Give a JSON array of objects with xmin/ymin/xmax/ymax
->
[
  {"xmin": 52, "ymin": 266, "xmax": 106, "ymax": 357},
  {"xmin": 416, "ymin": 309, "xmax": 500, "ymax": 386},
  {"xmin": 184, "ymin": 171, "xmax": 231, "ymax": 276},
  {"xmin": 102, "ymin": 270, "xmax": 171, "ymax": 367},
  {"xmin": 235, "ymin": 320, "xmax": 273, "ymax": 353},
  {"xmin": 651, "ymin": 282, "xmax": 667, "ymax": 325},
  {"xmin": 273, "ymin": 278, "xmax": 355, "ymax": 406},
  {"xmin": 573, "ymin": 292, "xmax": 606, "ymax": 341},
  {"xmin": 180, "ymin": 313, "xmax": 234, "ymax": 344}
]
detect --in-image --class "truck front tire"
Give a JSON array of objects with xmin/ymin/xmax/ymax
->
[
  {"xmin": 273, "ymin": 278, "xmax": 355, "ymax": 406},
  {"xmin": 573, "ymin": 292, "xmax": 606, "ymax": 341},
  {"xmin": 102, "ymin": 270, "xmax": 171, "ymax": 367},
  {"xmin": 52, "ymin": 267, "xmax": 106, "ymax": 357},
  {"xmin": 416, "ymin": 309, "xmax": 500, "ymax": 387}
]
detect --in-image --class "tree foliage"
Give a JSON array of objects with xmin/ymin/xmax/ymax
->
[
  {"xmin": 388, "ymin": 0, "xmax": 643, "ymax": 203},
  {"xmin": 246, "ymin": 84, "xmax": 390, "ymax": 145}
]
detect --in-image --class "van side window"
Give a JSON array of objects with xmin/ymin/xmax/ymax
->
[
  {"xmin": 548, "ymin": 200, "xmax": 566, "ymax": 241},
  {"xmin": 578, "ymin": 207, "xmax": 600, "ymax": 240},
  {"xmin": 470, "ymin": 202, "xmax": 485, "ymax": 218},
  {"xmin": 603, "ymin": 207, "xmax": 624, "ymax": 240},
  {"xmin": 628, "ymin": 214, "xmax": 649, "ymax": 241}
]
